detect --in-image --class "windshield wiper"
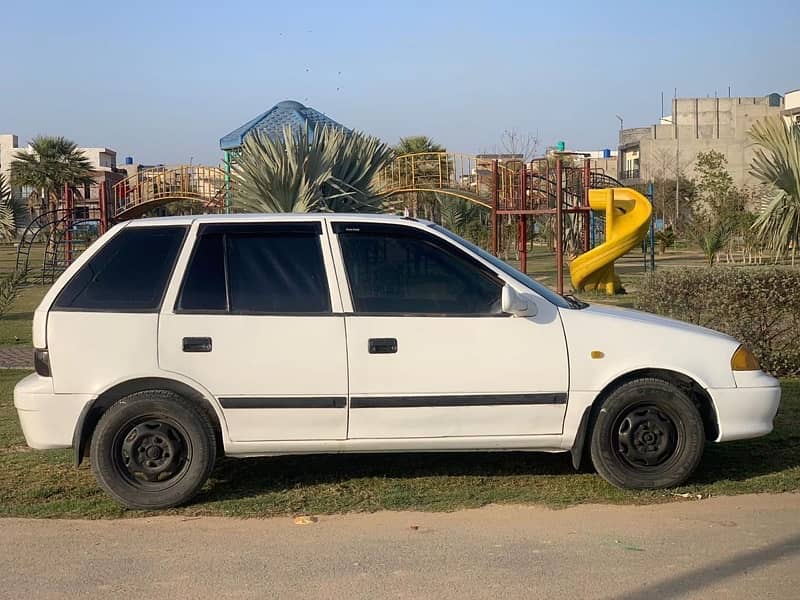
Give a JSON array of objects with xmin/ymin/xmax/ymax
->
[{"xmin": 562, "ymin": 294, "xmax": 589, "ymax": 309}]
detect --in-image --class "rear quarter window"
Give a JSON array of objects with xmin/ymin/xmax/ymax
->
[{"xmin": 52, "ymin": 225, "xmax": 187, "ymax": 312}]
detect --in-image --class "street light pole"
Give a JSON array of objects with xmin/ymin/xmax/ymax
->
[{"xmin": 674, "ymin": 100, "xmax": 680, "ymax": 230}]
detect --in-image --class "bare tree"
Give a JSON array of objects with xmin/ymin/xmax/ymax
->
[{"xmin": 499, "ymin": 129, "xmax": 540, "ymax": 161}]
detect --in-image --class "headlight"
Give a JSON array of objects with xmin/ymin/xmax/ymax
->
[{"xmin": 731, "ymin": 345, "xmax": 760, "ymax": 371}]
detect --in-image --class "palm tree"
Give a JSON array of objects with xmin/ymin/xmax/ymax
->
[
  {"xmin": 749, "ymin": 117, "xmax": 800, "ymax": 265},
  {"xmin": 394, "ymin": 136, "xmax": 445, "ymax": 155},
  {"xmin": 0, "ymin": 173, "xmax": 20, "ymax": 240},
  {"xmin": 391, "ymin": 136, "xmax": 447, "ymax": 218},
  {"xmin": 232, "ymin": 125, "xmax": 393, "ymax": 213},
  {"xmin": 692, "ymin": 218, "xmax": 734, "ymax": 267},
  {"xmin": 9, "ymin": 136, "xmax": 94, "ymax": 217}
]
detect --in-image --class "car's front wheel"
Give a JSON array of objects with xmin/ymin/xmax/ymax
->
[
  {"xmin": 589, "ymin": 378, "xmax": 705, "ymax": 489},
  {"xmin": 90, "ymin": 390, "xmax": 216, "ymax": 509}
]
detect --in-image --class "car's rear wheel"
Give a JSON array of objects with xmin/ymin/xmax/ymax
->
[
  {"xmin": 90, "ymin": 390, "xmax": 216, "ymax": 509},
  {"xmin": 589, "ymin": 378, "xmax": 704, "ymax": 489}
]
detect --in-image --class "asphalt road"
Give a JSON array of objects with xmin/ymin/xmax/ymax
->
[{"xmin": 2, "ymin": 493, "xmax": 799, "ymax": 599}]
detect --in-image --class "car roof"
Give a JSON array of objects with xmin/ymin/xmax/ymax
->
[{"xmin": 126, "ymin": 213, "xmax": 431, "ymax": 227}]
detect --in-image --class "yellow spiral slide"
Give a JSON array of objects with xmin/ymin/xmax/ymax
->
[{"xmin": 569, "ymin": 188, "xmax": 652, "ymax": 295}]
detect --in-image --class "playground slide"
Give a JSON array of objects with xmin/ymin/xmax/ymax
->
[{"xmin": 569, "ymin": 187, "xmax": 652, "ymax": 295}]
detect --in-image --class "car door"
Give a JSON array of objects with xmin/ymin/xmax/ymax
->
[
  {"xmin": 331, "ymin": 220, "xmax": 569, "ymax": 439},
  {"xmin": 159, "ymin": 220, "xmax": 348, "ymax": 442}
]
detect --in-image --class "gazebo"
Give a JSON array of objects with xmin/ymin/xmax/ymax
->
[{"xmin": 219, "ymin": 100, "xmax": 349, "ymax": 211}]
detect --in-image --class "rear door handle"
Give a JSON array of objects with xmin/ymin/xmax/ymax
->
[
  {"xmin": 368, "ymin": 338, "xmax": 397, "ymax": 354},
  {"xmin": 183, "ymin": 337, "xmax": 212, "ymax": 352}
]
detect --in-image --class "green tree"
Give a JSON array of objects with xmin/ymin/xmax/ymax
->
[
  {"xmin": 394, "ymin": 136, "xmax": 445, "ymax": 155},
  {"xmin": 691, "ymin": 150, "xmax": 750, "ymax": 265},
  {"xmin": 749, "ymin": 116, "xmax": 800, "ymax": 265},
  {"xmin": 390, "ymin": 136, "xmax": 449, "ymax": 219},
  {"xmin": 650, "ymin": 175, "xmax": 696, "ymax": 228},
  {"xmin": 439, "ymin": 197, "xmax": 489, "ymax": 246},
  {"xmin": 695, "ymin": 150, "xmax": 745, "ymax": 219},
  {"xmin": 655, "ymin": 226, "xmax": 676, "ymax": 254},
  {"xmin": 232, "ymin": 125, "xmax": 393, "ymax": 213},
  {"xmin": 9, "ymin": 136, "xmax": 94, "ymax": 216},
  {"xmin": 0, "ymin": 174, "xmax": 20, "ymax": 240},
  {"xmin": 692, "ymin": 219, "xmax": 733, "ymax": 267}
]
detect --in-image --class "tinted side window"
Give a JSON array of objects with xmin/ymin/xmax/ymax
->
[
  {"xmin": 177, "ymin": 226, "xmax": 331, "ymax": 314},
  {"xmin": 338, "ymin": 227, "xmax": 502, "ymax": 314},
  {"xmin": 53, "ymin": 226, "xmax": 186, "ymax": 311},
  {"xmin": 178, "ymin": 234, "xmax": 227, "ymax": 311},
  {"xmin": 227, "ymin": 234, "xmax": 330, "ymax": 313}
]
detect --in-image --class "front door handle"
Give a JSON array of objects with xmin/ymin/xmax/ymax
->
[
  {"xmin": 183, "ymin": 337, "xmax": 212, "ymax": 352},
  {"xmin": 368, "ymin": 338, "xmax": 397, "ymax": 354}
]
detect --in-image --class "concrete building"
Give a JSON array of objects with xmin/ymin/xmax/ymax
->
[
  {"xmin": 782, "ymin": 89, "xmax": 800, "ymax": 126},
  {"xmin": 617, "ymin": 93, "xmax": 785, "ymax": 189},
  {"xmin": 1, "ymin": 135, "xmax": 121, "ymax": 197},
  {"xmin": 0, "ymin": 134, "xmax": 27, "ymax": 193},
  {"xmin": 0, "ymin": 134, "xmax": 125, "ymax": 223},
  {"xmin": 576, "ymin": 149, "xmax": 618, "ymax": 178}
]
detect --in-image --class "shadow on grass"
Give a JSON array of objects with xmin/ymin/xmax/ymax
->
[
  {"xmin": 194, "ymin": 429, "xmax": 800, "ymax": 505},
  {"xmin": 196, "ymin": 451, "xmax": 581, "ymax": 505}
]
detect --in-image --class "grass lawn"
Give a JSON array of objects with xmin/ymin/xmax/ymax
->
[
  {"xmin": 0, "ymin": 285, "xmax": 49, "ymax": 345},
  {"xmin": 1, "ymin": 243, "xmax": 52, "ymax": 345},
  {"xmin": 0, "ymin": 368, "xmax": 797, "ymax": 518}
]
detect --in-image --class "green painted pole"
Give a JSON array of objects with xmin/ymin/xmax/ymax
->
[{"xmin": 224, "ymin": 150, "xmax": 232, "ymax": 214}]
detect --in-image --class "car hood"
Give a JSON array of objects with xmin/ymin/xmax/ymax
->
[
  {"xmin": 579, "ymin": 303, "xmax": 736, "ymax": 343},
  {"xmin": 558, "ymin": 302, "xmax": 741, "ymax": 390}
]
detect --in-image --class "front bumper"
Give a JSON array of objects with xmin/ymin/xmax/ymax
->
[
  {"xmin": 13, "ymin": 374, "xmax": 94, "ymax": 449},
  {"xmin": 712, "ymin": 371, "xmax": 781, "ymax": 442}
]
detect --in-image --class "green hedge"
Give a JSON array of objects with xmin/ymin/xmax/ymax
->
[{"xmin": 635, "ymin": 267, "xmax": 800, "ymax": 376}]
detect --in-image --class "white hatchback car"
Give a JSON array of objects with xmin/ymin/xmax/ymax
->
[{"xmin": 14, "ymin": 214, "xmax": 781, "ymax": 509}]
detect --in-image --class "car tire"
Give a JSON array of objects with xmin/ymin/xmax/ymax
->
[
  {"xmin": 90, "ymin": 390, "xmax": 216, "ymax": 509},
  {"xmin": 589, "ymin": 378, "xmax": 704, "ymax": 489}
]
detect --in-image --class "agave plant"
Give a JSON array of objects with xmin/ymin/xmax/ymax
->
[
  {"xmin": 232, "ymin": 125, "xmax": 393, "ymax": 213},
  {"xmin": 749, "ymin": 117, "xmax": 800, "ymax": 265},
  {"xmin": 324, "ymin": 128, "xmax": 396, "ymax": 212}
]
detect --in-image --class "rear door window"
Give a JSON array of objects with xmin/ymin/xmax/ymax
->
[
  {"xmin": 53, "ymin": 225, "xmax": 187, "ymax": 312},
  {"xmin": 177, "ymin": 222, "xmax": 331, "ymax": 314}
]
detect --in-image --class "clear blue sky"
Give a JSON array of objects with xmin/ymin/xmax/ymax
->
[{"xmin": 3, "ymin": 0, "xmax": 798, "ymax": 165}]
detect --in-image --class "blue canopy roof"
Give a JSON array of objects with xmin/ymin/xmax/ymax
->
[{"xmin": 219, "ymin": 100, "xmax": 349, "ymax": 151}]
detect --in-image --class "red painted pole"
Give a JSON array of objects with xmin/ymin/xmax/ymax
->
[
  {"xmin": 555, "ymin": 158, "xmax": 564, "ymax": 294},
  {"xmin": 519, "ymin": 162, "xmax": 527, "ymax": 273},
  {"xmin": 99, "ymin": 180, "xmax": 108, "ymax": 234},
  {"xmin": 491, "ymin": 160, "xmax": 499, "ymax": 256},
  {"xmin": 583, "ymin": 158, "xmax": 591, "ymax": 252},
  {"xmin": 519, "ymin": 215, "xmax": 527, "ymax": 274}
]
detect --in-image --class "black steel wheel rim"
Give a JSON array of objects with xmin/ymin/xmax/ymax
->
[
  {"xmin": 112, "ymin": 416, "xmax": 193, "ymax": 490},
  {"xmin": 612, "ymin": 403, "xmax": 680, "ymax": 469}
]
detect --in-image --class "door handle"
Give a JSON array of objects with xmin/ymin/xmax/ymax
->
[
  {"xmin": 368, "ymin": 338, "xmax": 397, "ymax": 354},
  {"xmin": 183, "ymin": 337, "xmax": 212, "ymax": 352}
]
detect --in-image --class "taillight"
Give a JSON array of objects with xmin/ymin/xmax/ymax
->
[{"xmin": 34, "ymin": 349, "xmax": 51, "ymax": 377}]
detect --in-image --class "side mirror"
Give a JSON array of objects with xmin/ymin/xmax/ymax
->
[{"xmin": 502, "ymin": 285, "xmax": 538, "ymax": 317}]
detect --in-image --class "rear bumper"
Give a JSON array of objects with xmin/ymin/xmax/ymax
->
[
  {"xmin": 711, "ymin": 373, "xmax": 781, "ymax": 442},
  {"xmin": 13, "ymin": 374, "xmax": 94, "ymax": 449}
]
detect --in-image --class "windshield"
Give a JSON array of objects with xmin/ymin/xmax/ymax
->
[{"xmin": 430, "ymin": 224, "xmax": 573, "ymax": 309}]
